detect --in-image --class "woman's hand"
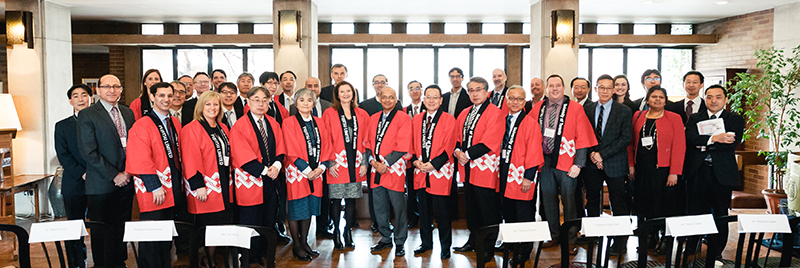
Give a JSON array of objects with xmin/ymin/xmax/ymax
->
[
  {"xmin": 628, "ymin": 167, "xmax": 635, "ymax": 181},
  {"xmin": 196, "ymin": 187, "xmax": 208, "ymax": 202},
  {"xmin": 666, "ymin": 174, "xmax": 678, "ymax": 187},
  {"xmin": 329, "ymin": 164, "xmax": 340, "ymax": 178}
]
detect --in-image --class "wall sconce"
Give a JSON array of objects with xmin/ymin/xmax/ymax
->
[
  {"xmin": 551, "ymin": 9, "xmax": 575, "ymax": 48},
  {"xmin": 6, "ymin": 10, "xmax": 34, "ymax": 49},
  {"xmin": 278, "ymin": 10, "xmax": 301, "ymax": 48}
]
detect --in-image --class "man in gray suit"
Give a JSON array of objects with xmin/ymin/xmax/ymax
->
[
  {"xmin": 582, "ymin": 74, "xmax": 632, "ymax": 256},
  {"xmin": 77, "ymin": 74, "xmax": 135, "ymax": 267}
]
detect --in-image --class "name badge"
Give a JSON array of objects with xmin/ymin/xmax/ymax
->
[
  {"xmin": 502, "ymin": 149, "xmax": 510, "ymax": 159},
  {"xmin": 120, "ymin": 138, "xmax": 127, "ymax": 147},
  {"xmin": 641, "ymin": 136, "xmax": 653, "ymax": 147},
  {"xmin": 544, "ymin": 128, "xmax": 556, "ymax": 138},
  {"xmin": 224, "ymin": 156, "xmax": 230, "ymax": 166}
]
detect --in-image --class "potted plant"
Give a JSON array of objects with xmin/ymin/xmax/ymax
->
[{"xmin": 729, "ymin": 44, "xmax": 800, "ymax": 214}]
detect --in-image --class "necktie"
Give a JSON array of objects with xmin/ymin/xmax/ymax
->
[
  {"xmin": 258, "ymin": 119, "xmax": 269, "ymax": 147},
  {"xmin": 705, "ymin": 114, "xmax": 717, "ymax": 162},
  {"xmin": 110, "ymin": 107, "xmax": 127, "ymax": 151},
  {"xmin": 306, "ymin": 121, "xmax": 317, "ymax": 146},
  {"xmin": 711, "ymin": 114, "xmax": 717, "ymax": 119},
  {"xmin": 596, "ymin": 105, "xmax": 605, "ymax": 138},
  {"xmin": 546, "ymin": 104, "xmax": 558, "ymax": 151},
  {"xmin": 426, "ymin": 115, "xmax": 433, "ymax": 137},
  {"xmin": 686, "ymin": 100, "xmax": 694, "ymax": 116},
  {"xmin": 164, "ymin": 118, "xmax": 173, "ymax": 141},
  {"xmin": 312, "ymin": 106, "xmax": 318, "ymax": 117},
  {"xmin": 226, "ymin": 111, "xmax": 235, "ymax": 127},
  {"xmin": 414, "ymin": 106, "xmax": 419, "ymax": 116},
  {"xmin": 504, "ymin": 115, "xmax": 513, "ymax": 146}
]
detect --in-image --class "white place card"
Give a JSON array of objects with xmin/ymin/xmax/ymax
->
[
  {"xmin": 582, "ymin": 216, "xmax": 635, "ymax": 237},
  {"xmin": 29, "ymin": 220, "xmax": 89, "ymax": 243},
  {"xmin": 205, "ymin": 225, "xmax": 260, "ymax": 249},
  {"xmin": 738, "ymin": 214, "xmax": 792, "ymax": 233},
  {"xmin": 665, "ymin": 214, "xmax": 718, "ymax": 237},
  {"xmin": 497, "ymin": 222, "xmax": 551, "ymax": 243},
  {"xmin": 123, "ymin": 220, "xmax": 178, "ymax": 242}
]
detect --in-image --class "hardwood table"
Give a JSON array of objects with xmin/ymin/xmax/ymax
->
[{"xmin": 0, "ymin": 174, "xmax": 53, "ymax": 225}]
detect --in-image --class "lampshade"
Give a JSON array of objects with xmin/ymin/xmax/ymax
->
[
  {"xmin": 278, "ymin": 10, "xmax": 301, "ymax": 47},
  {"xmin": 0, "ymin": 94, "xmax": 22, "ymax": 132},
  {"xmin": 551, "ymin": 9, "xmax": 575, "ymax": 47},
  {"xmin": 6, "ymin": 10, "xmax": 34, "ymax": 49}
]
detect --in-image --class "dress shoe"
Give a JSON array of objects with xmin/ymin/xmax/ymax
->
[
  {"xmin": 542, "ymin": 240, "xmax": 559, "ymax": 248},
  {"xmin": 441, "ymin": 251, "xmax": 451, "ymax": 260},
  {"xmin": 333, "ymin": 229, "xmax": 344, "ymax": 250},
  {"xmin": 414, "ymin": 245, "xmax": 433, "ymax": 255},
  {"xmin": 608, "ymin": 241, "xmax": 625, "ymax": 256},
  {"xmin": 453, "ymin": 243, "xmax": 475, "ymax": 252},
  {"xmin": 292, "ymin": 250, "xmax": 312, "ymax": 262},
  {"xmin": 343, "ymin": 227, "xmax": 355, "ymax": 248},
  {"xmin": 371, "ymin": 241, "xmax": 393, "ymax": 252},
  {"xmin": 306, "ymin": 249, "xmax": 320, "ymax": 257},
  {"xmin": 317, "ymin": 229, "xmax": 335, "ymax": 239},
  {"xmin": 370, "ymin": 224, "xmax": 380, "ymax": 233},
  {"xmin": 569, "ymin": 245, "xmax": 579, "ymax": 255},
  {"xmin": 395, "ymin": 245, "xmax": 406, "ymax": 256},
  {"xmin": 483, "ymin": 253, "xmax": 494, "ymax": 263},
  {"xmin": 494, "ymin": 243, "xmax": 506, "ymax": 252},
  {"xmin": 575, "ymin": 235, "xmax": 590, "ymax": 244},
  {"xmin": 276, "ymin": 233, "xmax": 291, "ymax": 244},
  {"xmin": 408, "ymin": 221, "xmax": 418, "ymax": 229},
  {"xmin": 510, "ymin": 256, "xmax": 529, "ymax": 266},
  {"xmin": 248, "ymin": 263, "xmax": 264, "ymax": 268}
]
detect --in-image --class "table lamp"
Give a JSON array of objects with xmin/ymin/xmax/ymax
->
[{"xmin": 0, "ymin": 94, "xmax": 22, "ymax": 182}]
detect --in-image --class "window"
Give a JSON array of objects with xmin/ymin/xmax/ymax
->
[
  {"xmin": 633, "ymin": 24, "xmax": 655, "ymax": 35},
  {"xmin": 661, "ymin": 49, "xmax": 693, "ymax": 96},
  {"xmin": 444, "ymin": 23, "xmax": 467, "ymax": 35},
  {"xmin": 247, "ymin": 48, "xmax": 275, "ymax": 81},
  {"xmin": 365, "ymin": 48, "xmax": 399, "ymax": 100},
  {"xmin": 402, "ymin": 48, "xmax": 434, "ymax": 105},
  {"xmin": 179, "ymin": 24, "xmax": 201, "ymax": 35},
  {"xmin": 437, "ymin": 48, "xmax": 470, "ymax": 87},
  {"xmin": 369, "ymin": 23, "xmax": 392, "ymax": 35},
  {"xmin": 407, "ymin": 23, "xmax": 429, "ymax": 35},
  {"xmin": 177, "ymin": 49, "xmax": 208, "ymax": 77},
  {"xmin": 253, "ymin": 24, "xmax": 273, "ymax": 35},
  {"xmin": 143, "ymin": 47, "xmax": 273, "ymax": 88},
  {"xmin": 671, "ymin": 24, "xmax": 693, "ymax": 35},
  {"xmin": 482, "ymin": 23, "xmax": 504, "ymax": 35},
  {"xmin": 331, "ymin": 23, "xmax": 355, "ymax": 35},
  {"xmin": 472, "ymin": 48, "xmax": 505, "ymax": 82},
  {"xmin": 522, "ymin": 23, "xmax": 531, "ymax": 35},
  {"xmin": 142, "ymin": 49, "xmax": 173, "ymax": 80},
  {"xmin": 522, "ymin": 47, "xmax": 531, "ymax": 98},
  {"xmin": 578, "ymin": 48, "xmax": 589, "ymax": 82},
  {"xmin": 590, "ymin": 48, "xmax": 623, "ymax": 100},
  {"xmin": 212, "ymin": 49, "xmax": 244, "ymax": 83},
  {"xmin": 596, "ymin": 24, "xmax": 619, "ymax": 35},
  {"xmin": 330, "ymin": 48, "xmax": 364, "ymax": 101},
  {"xmin": 626, "ymin": 49, "xmax": 659, "ymax": 100},
  {"xmin": 216, "ymin": 24, "xmax": 239, "ymax": 35},
  {"xmin": 142, "ymin": 24, "xmax": 164, "ymax": 35}
]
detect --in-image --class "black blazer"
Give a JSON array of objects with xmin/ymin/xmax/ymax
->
[
  {"xmin": 77, "ymin": 102, "xmax": 135, "ymax": 195},
  {"xmin": 320, "ymin": 85, "xmax": 335, "ymax": 103},
  {"xmin": 289, "ymin": 99, "xmax": 333, "ymax": 116},
  {"xmin": 181, "ymin": 97, "xmax": 197, "ymax": 126},
  {"xmin": 55, "ymin": 115, "xmax": 87, "ymax": 196},
  {"xmin": 221, "ymin": 99, "xmax": 246, "ymax": 130},
  {"xmin": 667, "ymin": 98, "xmax": 707, "ymax": 124},
  {"xmin": 404, "ymin": 102, "xmax": 427, "ymax": 117},
  {"xmin": 583, "ymin": 101, "xmax": 633, "ymax": 178},
  {"xmin": 442, "ymin": 88, "xmax": 471, "ymax": 117},
  {"xmin": 359, "ymin": 97, "xmax": 402, "ymax": 116},
  {"xmin": 684, "ymin": 110, "xmax": 744, "ymax": 187}
]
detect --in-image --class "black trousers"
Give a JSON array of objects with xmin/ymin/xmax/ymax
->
[
  {"xmin": 406, "ymin": 168, "xmax": 420, "ymax": 225},
  {"xmin": 688, "ymin": 163, "xmax": 733, "ymax": 257},
  {"xmin": 62, "ymin": 192, "xmax": 87, "ymax": 268},
  {"xmin": 315, "ymin": 174, "xmax": 332, "ymax": 233},
  {"xmin": 418, "ymin": 190, "xmax": 451, "ymax": 250},
  {"xmin": 584, "ymin": 167, "xmax": 629, "ymax": 217},
  {"xmin": 138, "ymin": 207, "xmax": 174, "ymax": 268},
  {"xmin": 86, "ymin": 184, "xmax": 134, "ymax": 267},
  {"xmin": 276, "ymin": 173, "xmax": 287, "ymax": 230},
  {"xmin": 239, "ymin": 180, "xmax": 278, "ymax": 261},
  {"xmin": 502, "ymin": 197, "xmax": 535, "ymax": 261},
  {"xmin": 464, "ymin": 182, "xmax": 501, "ymax": 251}
]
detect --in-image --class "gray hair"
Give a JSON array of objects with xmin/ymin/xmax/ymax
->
[
  {"xmin": 468, "ymin": 77, "xmax": 489, "ymax": 91},
  {"xmin": 508, "ymin": 85, "xmax": 526, "ymax": 97},
  {"xmin": 238, "ymin": 72, "xmax": 255, "ymax": 84},
  {"xmin": 293, "ymin": 88, "xmax": 316, "ymax": 102}
]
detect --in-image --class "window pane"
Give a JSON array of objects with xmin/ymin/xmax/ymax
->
[
  {"xmin": 331, "ymin": 48, "xmax": 364, "ymax": 101},
  {"xmin": 578, "ymin": 48, "xmax": 589, "ymax": 82},
  {"xmin": 522, "ymin": 47, "xmax": 531, "ymax": 98},
  {"xmin": 402, "ymin": 48, "xmax": 434, "ymax": 105},
  {"xmin": 142, "ymin": 49, "xmax": 174, "ymax": 81},
  {"xmin": 407, "ymin": 23, "xmax": 429, "ymax": 35},
  {"xmin": 671, "ymin": 24, "xmax": 692, "ymax": 35},
  {"xmin": 180, "ymin": 24, "xmax": 201, "ymax": 35},
  {"xmin": 247, "ymin": 48, "xmax": 274, "ymax": 82},
  {"xmin": 331, "ymin": 23, "xmax": 354, "ymax": 35},
  {"xmin": 366, "ymin": 48, "xmax": 399, "ymax": 101},
  {"xmin": 253, "ymin": 24, "xmax": 273, "ymax": 35},
  {"xmin": 626, "ymin": 48, "xmax": 658, "ymax": 100},
  {"xmin": 591, "ymin": 48, "xmax": 623, "ymax": 100},
  {"xmin": 142, "ymin": 24, "xmax": 164, "ymax": 35},
  {"xmin": 437, "ymin": 48, "xmax": 469, "ymax": 89},
  {"xmin": 634, "ymin": 24, "xmax": 655, "ymax": 35},
  {"xmin": 482, "ymin": 23, "xmax": 504, "ymax": 35},
  {"xmin": 216, "ymin": 24, "xmax": 238, "ymax": 35},
  {"xmin": 473, "ymin": 48, "xmax": 505, "ymax": 83},
  {"xmin": 177, "ymin": 49, "xmax": 208, "ymax": 77},
  {"xmin": 522, "ymin": 23, "xmax": 531, "ymax": 35},
  {"xmin": 597, "ymin": 24, "xmax": 619, "ymax": 35},
  {"xmin": 661, "ymin": 49, "xmax": 693, "ymax": 97},
  {"xmin": 369, "ymin": 23, "xmax": 392, "ymax": 34},
  {"xmin": 444, "ymin": 23, "xmax": 467, "ymax": 35},
  {"xmin": 212, "ymin": 49, "xmax": 243, "ymax": 83}
]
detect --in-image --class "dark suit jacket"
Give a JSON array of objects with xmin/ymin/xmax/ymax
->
[
  {"xmin": 404, "ymin": 102, "xmax": 427, "ymax": 117},
  {"xmin": 320, "ymin": 85, "xmax": 334, "ymax": 103},
  {"xmin": 684, "ymin": 110, "xmax": 744, "ymax": 187},
  {"xmin": 181, "ymin": 97, "xmax": 197, "ymax": 126},
  {"xmin": 289, "ymin": 99, "xmax": 333, "ymax": 116},
  {"xmin": 221, "ymin": 99, "xmax": 246, "ymax": 129},
  {"xmin": 442, "ymin": 88, "xmax": 471, "ymax": 117},
  {"xmin": 359, "ymin": 97, "xmax": 402, "ymax": 116},
  {"xmin": 667, "ymin": 98, "xmax": 707, "ymax": 124},
  {"xmin": 583, "ymin": 101, "xmax": 632, "ymax": 178},
  {"xmin": 55, "ymin": 115, "xmax": 87, "ymax": 196},
  {"xmin": 77, "ymin": 102, "xmax": 135, "ymax": 195}
]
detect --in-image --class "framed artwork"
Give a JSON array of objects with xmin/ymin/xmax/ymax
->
[{"xmin": 81, "ymin": 78, "xmax": 100, "ymax": 103}]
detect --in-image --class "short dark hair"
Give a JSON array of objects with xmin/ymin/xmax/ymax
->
[
  {"xmin": 468, "ymin": 77, "xmax": 489, "ymax": 91},
  {"xmin": 640, "ymin": 69, "xmax": 661, "ymax": 84},
  {"xmin": 408, "ymin": 80, "xmax": 422, "ymax": 88},
  {"xmin": 194, "ymin": 72, "xmax": 210, "ymax": 80},
  {"xmin": 570, "ymin": 77, "xmax": 591, "ymax": 89},
  {"xmin": 596, "ymin": 74, "xmax": 614, "ymax": 85},
  {"xmin": 683, "ymin": 70, "xmax": 705, "ymax": 84},
  {"xmin": 218, "ymin": 82, "xmax": 237, "ymax": 93},
  {"xmin": 259, "ymin": 71, "xmax": 279, "ymax": 85},
  {"xmin": 67, "ymin": 84, "xmax": 92, "ymax": 99},
  {"xmin": 546, "ymin": 74, "xmax": 565, "ymax": 87},
  {"xmin": 449, "ymin": 67, "xmax": 464, "ymax": 77},
  {"xmin": 149, "ymin": 82, "xmax": 174, "ymax": 95},
  {"xmin": 372, "ymin": 74, "xmax": 387, "ymax": 83},
  {"xmin": 280, "ymin": 70, "xmax": 296, "ymax": 81},
  {"xmin": 178, "ymin": 75, "xmax": 192, "ymax": 80},
  {"xmin": 424, "ymin": 84, "xmax": 442, "ymax": 96},
  {"xmin": 705, "ymin": 84, "xmax": 726, "ymax": 95},
  {"xmin": 645, "ymin": 86, "xmax": 668, "ymax": 103},
  {"xmin": 211, "ymin": 69, "xmax": 227, "ymax": 78},
  {"xmin": 331, "ymin": 63, "xmax": 347, "ymax": 73}
]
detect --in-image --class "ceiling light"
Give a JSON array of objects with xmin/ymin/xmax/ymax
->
[
  {"xmin": 716, "ymin": 1, "xmax": 729, "ymax": 4},
  {"xmin": 641, "ymin": 1, "xmax": 654, "ymax": 4}
]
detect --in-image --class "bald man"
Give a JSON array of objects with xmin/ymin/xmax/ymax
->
[
  {"xmin": 489, "ymin": 69, "xmax": 509, "ymax": 108},
  {"xmin": 525, "ymin": 78, "xmax": 545, "ymax": 112}
]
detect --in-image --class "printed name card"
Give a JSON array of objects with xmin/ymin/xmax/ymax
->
[
  {"xmin": 29, "ymin": 220, "xmax": 88, "ymax": 243},
  {"xmin": 665, "ymin": 214, "xmax": 718, "ymax": 237},
  {"xmin": 123, "ymin": 220, "xmax": 178, "ymax": 242},
  {"xmin": 205, "ymin": 225, "xmax": 260, "ymax": 249},
  {"xmin": 581, "ymin": 216, "xmax": 635, "ymax": 237},
  {"xmin": 497, "ymin": 222, "xmax": 551, "ymax": 243},
  {"xmin": 738, "ymin": 214, "xmax": 792, "ymax": 233}
]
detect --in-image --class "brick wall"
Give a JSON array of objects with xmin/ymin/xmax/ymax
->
[
  {"xmin": 694, "ymin": 9, "xmax": 774, "ymax": 194},
  {"xmin": 72, "ymin": 53, "xmax": 109, "ymax": 86},
  {"xmin": 109, "ymin": 46, "xmax": 126, "ymax": 102}
]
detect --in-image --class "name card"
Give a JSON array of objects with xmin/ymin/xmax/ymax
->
[
  {"xmin": 665, "ymin": 214, "xmax": 718, "ymax": 237},
  {"xmin": 581, "ymin": 216, "xmax": 635, "ymax": 237},
  {"xmin": 29, "ymin": 220, "xmax": 88, "ymax": 243},
  {"xmin": 205, "ymin": 225, "xmax": 259, "ymax": 249},
  {"xmin": 497, "ymin": 222, "xmax": 551, "ymax": 243},
  {"xmin": 738, "ymin": 214, "xmax": 792, "ymax": 233},
  {"xmin": 123, "ymin": 220, "xmax": 178, "ymax": 242}
]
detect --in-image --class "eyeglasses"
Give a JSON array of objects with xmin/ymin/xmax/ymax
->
[
  {"xmin": 467, "ymin": 89, "xmax": 485, "ymax": 93},
  {"xmin": 98, "ymin": 85, "xmax": 123, "ymax": 90},
  {"xmin": 175, "ymin": 90, "xmax": 186, "ymax": 95},
  {"xmin": 220, "ymin": 90, "xmax": 237, "ymax": 95},
  {"xmin": 409, "ymin": 87, "xmax": 421, "ymax": 91},
  {"xmin": 195, "ymin": 81, "xmax": 210, "ymax": 85},
  {"xmin": 249, "ymin": 98, "xmax": 270, "ymax": 104},
  {"xmin": 597, "ymin": 86, "xmax": 614, "ymax": 92},
  {"xmin": 645, "ymin": 78, "xmax": 661, "ymax": 82},
  {"xmin": 507, "ymin": 97, "xmax": 525, "ymax": 102},
  {"xmin": 449, "ymin": 75, "xmax": 463, "ymax": 79},
  {"xmin": 373, "ymin": 81, "xmax": 387, "ymax": 85},
  {"xmin": 424, "ymin": 96, "xmax": 441, "ymax": 100}
]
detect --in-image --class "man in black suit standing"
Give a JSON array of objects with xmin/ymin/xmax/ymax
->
[
  {"xmin": 55, "ymin": 84, "xmax": 92, "ymax": 268},
  {"xmin": 685, "ymin": 84, "xmax": 743, "ymax": 260},
  {"xmin": 583, "ymin": 75, "xmax": 633, "ymax": 256},
  {"xmin": 181, "ymin": 72, "xmax": 212, "ymax": 126},
  {"xmin": 442, "ymin": 67, "xmax": 471, "ymax": 117},
  {"xmin": 320, "ymin": 63, "xmax": 348, "ymax": 103},
  {"xmin": 668, "ymin": 71, "xmax": 707, "ymax": 123},
  {"xmin": 77, "ymin": 74, "xmax": 135, "ymax": 267},
  {"xmin": 360, "ymin": 74, "xmax": 402, "ymax": 115},
  {"xmin": 404, "ymin": 80, "xmax": 426, "ymax": 228}
]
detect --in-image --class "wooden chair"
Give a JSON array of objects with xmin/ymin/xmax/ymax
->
[{"xmin": 0, "ymin": 223, "xmax": 31, "ymax": 268}]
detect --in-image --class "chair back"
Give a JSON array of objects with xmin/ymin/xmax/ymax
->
[
  {"xmin": 475, "ymin": 224, "xmax": 499, "ymax": 268},
  {"xmin": 0, "ymin": 224, "xmax": 31, "ymax": 268}
]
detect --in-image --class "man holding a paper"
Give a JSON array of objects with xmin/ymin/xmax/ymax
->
[{"xmin": 684, "ymin": 84, "xmax": 743, "ymax": 259}]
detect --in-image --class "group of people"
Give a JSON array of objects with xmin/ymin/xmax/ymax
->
[{"xmin": 53, "ymin": 62, "xmax": 743, "ymax": 267}]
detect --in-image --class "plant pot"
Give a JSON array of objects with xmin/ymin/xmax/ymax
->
[{"xmin": 762, "ymin": 189, "xmax": 788, "ymax": 214}]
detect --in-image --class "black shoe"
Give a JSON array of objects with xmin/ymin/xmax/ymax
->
[
  {"xmin": 317, "ymin": 229, "xmax": 335, "ymax": 239},
  {"xmin": 441, "ymin": 251, "xmax": 451, "ymax": 260},
  {"xmin": 292, "ymin": 250, "xmax": 312, "ymax": 262},
  {"xmin": 277, "ymin": 233, "xmax": 291, "ymax": 244},
  {"xmin": 483, "ymin": 253, "xmax": 494, "ymax": 263},
  {"xmin": 453, "ymin": 243, "xmax": 475, "ymax": 252},
  {"xmin": 408, "ymin": 221, "xmax": 418, "ymax": 229},
  {"xmin": 608, "ymin": 242, "xmax": 625, "ymax": 256},
  {"xmin": 343, "ymin": 228, "xmax": 355, "ymax": 248},
  {"xmin": 277, "ymin": 223, "xmax": 287, "ymax": 235},
  {"xmin": 333, "ymin": 229, "xmax": 344, "ymax": 250},
  {"xmin": 414, "ymin": 245, "xmax": 433, "ymax": 255},
  {"xmin": 370, "ymin": 224, "xmax": 380, "ymax": 233},
  {"xmin": 371, "ymin": 241, "xmax": 393, "ymax": 252},
  {"xmin": 395, "ymin": 245, "xmax": 405, "ymax": 256},
  {"xmin": 306, "ymin": 249, "xmax": 320, "ymax": 257},
  {"xmin": 494, "ymin": 243, "xmax": 506, "ymax": 253},
  {"xmin": 576, "ymin": 235, "xmax": 590, "ymax": 245}
]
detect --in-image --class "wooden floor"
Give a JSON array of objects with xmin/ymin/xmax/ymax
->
[{"xmin": 0, "ymin": 216, "xmax": 785, "ymax": 268}]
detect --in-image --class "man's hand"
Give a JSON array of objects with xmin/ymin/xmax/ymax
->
[
  {"xmin": 310, "ymin": 167, "xmax": 326, "ymax": 180},
  {"xmin": 420, "ymin": 162, "xmax": 435, "ymax": 173},
  {"xmin": 711, "ymin": 133, "xmax": 736, "ymax": 144},
  {"xmin": 113, "ymin": 172, "xmax": 130, "ymax": 187},
  {"xmin": 152, "ymin": 187, "xmax": 166, "ymax": 205},
  {"xmin": 329, "ymin": 164, "xmax": 340, "ymax": 178},
  {"xmin": 196, "ymin": 187, "xmax": 208, "ymax": 202},
  {"xmin": 371, "ymin": 160, "xmax": 388, "ymax": 174},
  {"xmin": 454, "ymin": 151, "xmax": 469, "ymax": 165},
  {"xmin": 667, "ymin": 174, "xmax": 678, "ymax": 187},
  {"xmin": 590, "ymin": 152, "xmax": 603, "ymax": 164},
  {"xmin": 266, "ymin": 166, "xmax": 280, "ymax": 179},
  {"xmin": 521, "ymin": 179, "xmax": 532, "ymax": 193},
  {"xmin": 567, "ymin": 165, "xmax": 581, "ymax": 178}
]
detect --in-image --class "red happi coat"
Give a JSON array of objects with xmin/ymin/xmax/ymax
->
[
  {"xmin": 528, "ymin": 98, "xmax": 598, "ymax": 172},
  {"xmin": 283, "ymin": 115, "xmax": 331, "ymax": 200},
  {"xmin": 180, "ymin": 120, "xmax": 232, "ymax": 214},
  {"xmin": 455, "ymin": 101, "xmax": 504, "ymax": 190},
  {"xmin": 366, "ymin": 111, "xmax": 412, "ymax": 193},
  {"xmin": 126, "ymin": 115, "xmax": 181, "ymax": 213},
  {"xmin": 130, "ymin": 98, "xmax": 144, "ymax": 120},
  {"xmin": 322, "ymin": 107, "xmax": 369, "ymax": 184},
  {"xmin": 411, "ymin": 111, "xmax": 456, "ymax": 196},
  {"xmin": 502, "ymin": 114, "xmax": 544, "ymax": 201},
  {"xmin": 230, "ymin": 113, "xmax": 286, "ymax": 206},
  {"xmin": 243, "ymin": 99, "xmax": 290, "ymax": 123}
]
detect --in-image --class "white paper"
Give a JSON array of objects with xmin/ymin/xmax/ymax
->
[
  {"xmin": 205, "ymin": 225, "xmax": 259, "ymax": 249},
  {"xmin": 665, "ymin": 214, "xmax": 718, "ymax": 237},
  {"xmin": 738, "ymin": 214, "xmax": 792, "ymax": 233},
  {"xmin": 29, "ymin": 220, "xmax": 89, "ymax": 243},
  {"xmin": 581, "ymin": 216, "xmax": 635, "ymax": 237},
  {"xmin": 123, "ymin": 220, "xmax": 178, "ymax": 242},
  {"xmin": 697, "ymin": 118, "xmax": 726, "ymax": 136},
  {"xmin": 641, "ymin": 136, "xmax": 654, "ymax": 147},
  {"xmin": 497, "ymin": 222, "xmax": 551, "ymax": 243},
  {"xmin": 544, "ymin": 128, "xmax": 556, "ymax": 138}
]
